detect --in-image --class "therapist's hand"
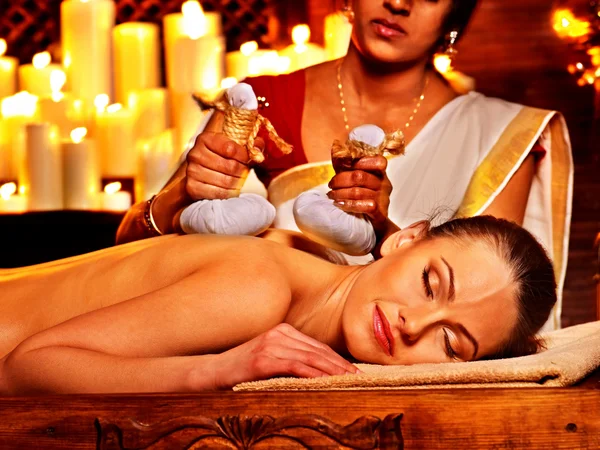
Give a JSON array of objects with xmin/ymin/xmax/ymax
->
[
  {"xmin": 327, "ymin": 155, "xmax": 392, "ymax": 236},
  {"xmin": 185, "ymin": 132, "xmax": 265, "ymax": 201}
]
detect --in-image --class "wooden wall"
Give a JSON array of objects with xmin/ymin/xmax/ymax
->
[{"xmin": 306, "ymin": 0, "xmax": 600, "ymax": 326}]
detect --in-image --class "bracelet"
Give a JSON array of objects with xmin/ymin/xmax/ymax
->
[{"xmin": 143, "ymin": 195, "xmax": 163, "ymax": 236}]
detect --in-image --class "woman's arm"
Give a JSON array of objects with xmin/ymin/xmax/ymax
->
[
  {"xmin": 2, "ymin": 253, "xmax": 356, "ymax": 394},
  {"xmin": 481, "ymin": 154, "xmax": 537, "ymax": 226}
]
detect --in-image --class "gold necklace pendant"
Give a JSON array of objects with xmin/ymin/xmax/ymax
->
[{"xmin": 336, "ymin": 61, "xmax": 429, "ymax": 135}]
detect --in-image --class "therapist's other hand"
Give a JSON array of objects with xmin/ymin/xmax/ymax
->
[
  {"xmin": 327, "ymin": 155, "xmax": 392, "ymax": 235},
  {"xmin": 185, "ymin": 132, "xmax": 265, "ymax": 201},
  {"xmin": 211, "ymin": 323, "xmax": 360, "ymax": 390}
]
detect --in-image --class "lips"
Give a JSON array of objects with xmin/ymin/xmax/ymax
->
[
  {"xmin": 373, "ymin": 305, "xmax": 394, "ymax": 356},
  {"xmin": 372, "ymin": 19, "xmax": 407, "ymax": 38}
]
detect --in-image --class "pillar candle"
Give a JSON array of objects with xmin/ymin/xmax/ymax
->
[
  {"xmin": 172, "ymin": 34, "xmax": 225, "ymax": 94},
  {"xmin": 95, "ymin": 103, "xmax": 136, "ymax": 178},
  {"xmin": 280, "ymin": 25, "xmax": 326, "ymax": 73},
  {"xmin": 127, "ymin": 88, "xmax": 169, "ymax": 141},
  {"xmin": 0, "ymin": 120, "xmax": 10, "ymax": 181},
  {"xmin": 0, "ymin": 182, "xmax": 27, "ymax": 213},
  {"xmin": 61, "ymin": 0, "xmax": 116, "ymax": 103},
  {"xmin": 1, "ymin": 92, "xmax": 39, "ymax": 181},
  {"xmin": 324, "ymin": 12, "xmax": 353, "ymax": 61},
  {"xmin": 0, "ymin": 39, "xmax": 18, "ymax": 99},
  {"xmin": 23, "ymin": 123, "xmax": 63, "ymax": 211},
  {"xmin": 113, "ymin": 22, "xmax": 161, "ymax": 105},
  {"xmin": 101, "ymin": 181, "xmax": 131, "ymax": 211},
  {"xmin": 170, "ymin": 91, "xmax": 205, "ymax": 156},
  {"xmin": 163, "ymin": 1, "xmax": 223, "ymax": 89},
  {"xmin": 135, "ymin": 129, "xmax": 175, "ymax": 202},
  {"xmin": 18, "ymin": 52, "xmax": 63, "ymax": 97},
  {"xmin": 226, "ymin": 41, "xmax": 259, "ymax": 81},
  {"xmin": 38, "ymin": 70, "xmax": 79, "ymax": 138},
  {"xmin": 62, "ymin": 127, "xmax": 100, "ymax": 209}
]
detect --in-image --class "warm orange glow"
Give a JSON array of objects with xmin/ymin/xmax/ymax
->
[
  {"xmin": 552, "ymin": 9, "xmax": 591, "ymax": 39},
  {"xmin": 70, "ymin": 127, "xmax": 87, "ymax": 144},
  {"xmin": 433, "ymin": 54, "xmax": 453, "ymax": 73},
  {"xmin": 0, "ymin": 182, "xmax": 17, "ymax": 200},
  {"xmin": 182, "ymin": 0, "xmax": 206, "ymax": 40},
  {"xmin": 32, "ymin": 51, "xmax": 52, "ymax": 69},
  {"xmin": 240, "ymin": 41, "xmax": 258, "ymax": 56},
  {"xmin": 104, "ymin": 182, "xmax": 122, "ymax": 195},
  {"xmin": 0, "ymin": 39, "xmax": 7, "ymax": 57}
]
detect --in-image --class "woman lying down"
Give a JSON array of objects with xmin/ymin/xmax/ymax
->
[{"xmin": 0, "ymin": 215, "xmax": 556, "ymax": 394}]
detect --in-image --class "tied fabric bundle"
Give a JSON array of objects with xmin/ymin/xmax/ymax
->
[
  {"xmin": 181, "ymin": 83, "xmax": 292, "ymax": 236},
  {"xmin": 293, "ymin": 125, "xmax": 405, "ymax": 256}
]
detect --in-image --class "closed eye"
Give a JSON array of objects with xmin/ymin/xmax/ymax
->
[
  {"xmin": 443, "ymin": 329, "xmax": 457, "ymax": 360},
  {"xmin": 422, "ymin": 266, "xmax": 433, "ymax": 299}
]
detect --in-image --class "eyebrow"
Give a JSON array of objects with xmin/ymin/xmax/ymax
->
[
  {"xmin": 440, "ymin": 256, "xmax": 455, "ymax": 301},
  {"xmin": 440, "ymin": 256, "xmax": 478, "ymax": 359},
  {"xmin": 456, "ymin": 323, "xmax": 479, "ymax": 360}
]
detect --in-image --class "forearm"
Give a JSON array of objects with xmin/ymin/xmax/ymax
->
[
  {"xmin": 3, "ymin": 346, "xmax": 219, "ymax": 394},
  {"xmin": 115, "ymin": 165, "xmax": 192, "ymax": 245}
]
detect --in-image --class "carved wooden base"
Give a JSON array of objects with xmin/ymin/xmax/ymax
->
[{"xmin": 97, "ymin": 413, "xmax": 404, "ymax": 450}]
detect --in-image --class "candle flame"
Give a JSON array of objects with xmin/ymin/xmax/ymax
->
[
  {"xmin": 0, "ymin": 182, "xmax": 16, "ymax": 200},
  {"xmin": 104, "ymin": 182, "xmax": 122, "ymax": 195},
  {"xmin": 240, "ymin": 41, "xmax": 258, "ymax": 56},
  {"xmin": 106, "ymin": 103, "xmax": 123, "ymax": 114},
  {"xmin": 1, "ymin": 91, "xmax": 38, "ymax": 118},
  {"xmin": 0, "ymin": 39, "xmax": 6, "ymax": 57},
  {"xmin": 292, "ymin": 25, "xmax": 310, "ymax": 46},
  {"xmin": 94, "ymin": 94, "xmax": 110, "ymax": 112},
  {"xmin": 70, "ymin": 127, "xmax": 87, "ymax": 144},
  {"xmin": 433, "ymin": 54, "xmax": 453, "ymax": 73},
  {"xmin": 32, "ymin": 51, "xmax": 52, "ymax": 69},
  {"xmin": 220, "ymin": 77, "xmax": 238, "ymax": 89},
  {"xmin": 182, "ymin": 0, "xmax": 207, "ymax": 40},
  {"xmin": 50, "ymin": 69, "xmax": 67, "ymax": 93},
  {"xmin": 552, "ymin": 9, "xmax": 591, "ymax": 39}
]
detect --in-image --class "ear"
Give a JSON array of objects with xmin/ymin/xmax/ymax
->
[{"xmin": 380, "ymin": 221, "xmax": 431, "ymax": 257}]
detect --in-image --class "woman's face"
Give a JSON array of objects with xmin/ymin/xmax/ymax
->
[
  {"xmin": 351, "ymin": 0, "xmax": 454, "ymax": 64},
  {"xmin": 342, "ymin": 235, "xmax": 519, "ymax": 365}
]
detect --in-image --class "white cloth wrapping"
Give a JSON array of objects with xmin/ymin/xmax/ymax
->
[
  {"xmin": 179, "ymin": 83, "xmax": 274, "ymax": 236},
  {"xmin": 180, "ymin": 193, "xmax": 275, "ymax": 235},
  {"xmin": 292, "ymin": 124, "xmax": 382, "ymax": 256}
]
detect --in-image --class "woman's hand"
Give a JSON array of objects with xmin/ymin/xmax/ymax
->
[
  {"xmin": 207, "ymin": 323, "xmax": 360, "ymax": 390},
  {"xmin": 186, "ymin": 132, "xmax": 265, "ymax": 201},
  {"xmin": 327, "ymin": 156, "xmax": 392, "ymax": 236}
]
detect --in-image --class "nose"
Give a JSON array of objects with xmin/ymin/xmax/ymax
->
[
  {"xmin": 383, "ymin": 0, "xmax": 412, "ymax": 16},
  {"xmin": 397, "ymin": 306, "xmax": 440, "ymax": 342}
]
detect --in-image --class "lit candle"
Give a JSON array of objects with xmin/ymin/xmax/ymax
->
[
  {"xmin": 61, "ymin": 0, "xmax": 116, "ymax": 103},
  {"xmin": 324, "ymin": 12, "xmax": 353, "ymax": 61},
  {"xmin": 23, "ymin": 123, "xmax": 63, "ymax": 211},
  {"xmin": 1, "ymin": 91, "xmax": 39, "ymax": 181},
  {"xmin": 127, "ymin": 88, "xmax": 169, "ymax": 141},
  {"xmin": 95, "ymin": 103, "xmax": 136, "ymax": 178},
  {"xmin": 163, "ymin": 0, "xmax": 223, "ymax": 90},
  {"xmin": 280, "ymin": 25, "xmax": 327, "ymax": 73},
  {"xmin": 0, "ymin": 39, "xmax": 18, "ymax": 99},
  {"xmin": 135, "ymin": 129, "xmax": 175, "ymax": 202},
  {"xmin": 113, "ymin": 22, "xmax": 161, "ymax": 104},
  {"xmin": 433, "ymin": 54, "xmax": 476, "ymax": 94},
  {"xmin": 38, "ymin": 70, "xmax": 79, "ymax": 138},
  {"xmin": 171, "ymin": 91, "xmax": 206, "ymax": 155},
  {"xmin": 226, "ymin": 41, "xmax": 259, "ymax": 81},
  {"xmin": 101, "ymin": 181, "xmax": 132, "ymax": 211},
  {"xmin": 0, "ymin": 182, "xmax": 27, "ymax": 213},
  {"xmin": 62, "ymin": 127, "xmax": 100, "ymax": 210},
  {"xmin": 18, "ymin": 52, "xmax": 64, "ymax": 97},
  {"xmin": 248, "ymin": 51, "xmax": 291, "ymax": 76}
]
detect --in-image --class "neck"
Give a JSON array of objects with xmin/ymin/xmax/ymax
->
[
  {"xmin": 341, "ymin": 44, "xmax": 429, "ymax": 107},
  {"xmin": 284, "ymin": 256, "xmax": 365, "ymax": 356}
]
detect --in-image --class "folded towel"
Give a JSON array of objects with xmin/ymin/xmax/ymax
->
[{"xmin": 234, "ymin": 321, "xmax": 600, "ymax": 391}]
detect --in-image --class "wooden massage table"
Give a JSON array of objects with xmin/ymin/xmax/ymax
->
[{"xmin": 0, "ymin": 369, "xmax": 598, "ymax": 449}]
